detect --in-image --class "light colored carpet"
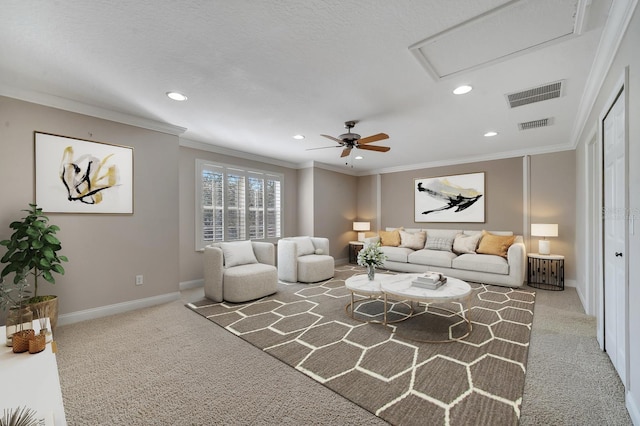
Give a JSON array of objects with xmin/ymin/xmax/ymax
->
[
  {"xmin": 519, "ymin": 288, "xmax": 632, "ymax": 425},
  {"xmin": 55, "ymin": 295, "xmax": 387, "ymax": 425},
  {"xmin": 54, "ymin": 278, "xmax": 631, "ymax": 425}
]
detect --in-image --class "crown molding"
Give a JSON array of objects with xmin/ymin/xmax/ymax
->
[
  {"xmin": 570, "ymin": 0, "xmax": 638, "ymax": 148},
  {"xmin": 364, "ymin": 143, "xmax": 576, "ymax": 176},
  {"xmin": 180, "ymin": 138, "xmax": 299, "ymax": 169},
  {"xmin": 0, "ymin": 85, "xmax": 187, "ymax": 136}
]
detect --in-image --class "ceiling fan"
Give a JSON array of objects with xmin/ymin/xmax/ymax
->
[{"xmin": 308, "ymin": 121, "xmax": 390, "ymax": 158}]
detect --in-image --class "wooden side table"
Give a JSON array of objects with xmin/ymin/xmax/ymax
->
[
  {"xmin": 348, "ymin": 241, "xmax": 364, "ymax": 264},
  {"xmin": 527, "ymin": 253, "xmax": 565, "ymax": 291}
]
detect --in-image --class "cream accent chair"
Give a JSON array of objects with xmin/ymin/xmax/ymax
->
[
  {"xmin": 277, "ymin": 236, "xmax": 335, "ymax": 283},
  {"xmin": 204, "ymin": 240, "xmax": 278, "ymax": 303}
]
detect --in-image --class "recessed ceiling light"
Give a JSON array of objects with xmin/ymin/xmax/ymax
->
[
  {"xmin": 453, "ymin": 85, "xmax": 473, "ymax": 95},
  {"xmin": 484, "ymin": 131, "xmax": 498, "ymax": 137},
  {"xmin": 166, "ymin": 92, "xmax": 187, "ymax": 101},
  {"xmin": 293, "ymin": 134, "xmax": 305, "ymax": 140},
  {"xmin": 355, "ymin": 156, "xmax": 363, "ymax": 160}
]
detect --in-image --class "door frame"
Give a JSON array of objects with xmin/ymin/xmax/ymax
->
[{"xmin": 594, "ymin": 68, "xmax": 629, "ymax": 386}]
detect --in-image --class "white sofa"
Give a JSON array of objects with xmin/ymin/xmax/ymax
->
[{"xmin": 364, "ymin": 228, "xmax": 526, "ymax": 288}]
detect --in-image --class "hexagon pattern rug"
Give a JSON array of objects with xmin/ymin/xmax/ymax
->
[{"xmin": 187, "ymin": 265, "xmax": 536, "ymax": 426}]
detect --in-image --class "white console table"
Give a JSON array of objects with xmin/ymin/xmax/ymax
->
[{"xmin": 0, "ymin": 323, "xmax": 67, "ymax": 425}]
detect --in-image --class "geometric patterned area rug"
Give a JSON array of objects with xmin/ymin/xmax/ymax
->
[{"xmin": 187, "ymin": 265, "xmax": 536, "ymax": 426}]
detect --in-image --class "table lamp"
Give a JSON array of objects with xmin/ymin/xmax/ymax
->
[
  {"xmin": 531, "ymin": 223, "xmax": 558, "ymax": 255},
  {"xmin": 353, "ymin": 222, "xmax": 370, "ymax": 242}
]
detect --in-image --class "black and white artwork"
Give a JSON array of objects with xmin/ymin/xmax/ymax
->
[
  {"xmin": 414, "ymin": 172, "xmax": 485, "ymax": 222},
  {"xmin": 35, "ymin": 132, "xmax": 134, "ymax": 214}
]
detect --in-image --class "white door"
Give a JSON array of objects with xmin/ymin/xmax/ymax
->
[{"xmin": 603, "ymin": 89, "xmax": 626, "ymax": 382}]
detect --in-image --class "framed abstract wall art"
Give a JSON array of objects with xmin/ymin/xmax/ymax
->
[
  {"xmin": 414, "ymin": 172, "xmax": 485, "ymax": 222},
  {"xmin": 34, "ymin": 132, "xmax": 134, "ymax": 214}
]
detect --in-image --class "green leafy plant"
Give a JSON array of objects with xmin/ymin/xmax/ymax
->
[{"xmin": 0, "ymin": 204, "xmax": 68, "ymax": 302}]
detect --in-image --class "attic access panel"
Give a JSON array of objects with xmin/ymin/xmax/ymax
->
[{"xmin": 409, "ymin": 0, "xmax": 583, "ymax": 80}]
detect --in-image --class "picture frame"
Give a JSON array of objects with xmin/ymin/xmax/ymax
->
[
  {"xmin": 34, "ymin": 132, "xmax": 134, "ymax": 214},
  {"xmin": 414, "ymin": 172, "xmax": 485, "ymax": 222}
]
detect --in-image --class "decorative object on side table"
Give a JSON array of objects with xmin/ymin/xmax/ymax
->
[
  {"xmin": 357, "ymin": 242, "xmax": 387, "ymax": 281},
  {"xmin": 1, "ymin": 204, "xmax": 69, "ymax": 338},
  {"xmin": 531, "ymin": 223, "xmax": 558, "ymax": 255},
  {"xmin": 352, "ymin": 221, "xmax": 370, "ymax": 242},
  {"xmin": 1, "ymin": 275, "xmax": 33, "ymax": 347}
]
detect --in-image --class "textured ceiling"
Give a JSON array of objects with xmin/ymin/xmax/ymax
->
[{"xmin": 0, "ymin": 0, "xmax": 613, "ymax": 173}]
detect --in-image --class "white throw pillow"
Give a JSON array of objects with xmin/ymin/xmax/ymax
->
[
  {"xmin": 292, "ymin": 236, "xmax": 316, "ymax": 256},
  {"xmin": 453, "ymin": 233, "xmax": 482, "ymax": 254},
  {"xmin": 399, "ymin": 230, "xmax": 426, "ymax": 250},
  {"xmin": 221, "ymin": 241, "xmax": 258, "ymax": 268}
]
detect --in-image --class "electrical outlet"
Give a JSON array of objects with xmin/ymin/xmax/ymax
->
[{"xmin": 135, "ymin": 275, "xmax": 143, "ymax": 286}]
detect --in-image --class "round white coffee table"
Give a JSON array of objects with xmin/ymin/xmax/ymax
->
[
  {"xmin": 381, "ymin": 273, "xmax": 472, "ymax": 343},
  {"xmin": 344, "ymin": 274, "xmax": 412, "ymax": 323}
]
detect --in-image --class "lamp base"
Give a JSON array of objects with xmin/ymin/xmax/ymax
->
[
  {"xmin": 538, "ymin": 240, "xmax": 551, "ymax": 255},
  {"xmin": 357, "ymin": 232, "xmax": 366, "ymax": 242}
]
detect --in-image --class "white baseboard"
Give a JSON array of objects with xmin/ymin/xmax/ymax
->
[
  {"xmin": 57, "ymin": 292, "xmax": 181, "ymax": 327},
  {"xmin": 627, "ymin": 390, "xmax": 640, "ymax": 425},
  {"xmin": 565, "ymin": 279, "xmax": 577, "ymax": 288},
  {"xmin": 180, "ymin": 279, "xmax": 203, "ymax": 291}
]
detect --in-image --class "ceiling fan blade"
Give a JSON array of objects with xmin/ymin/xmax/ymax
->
[
  {"xmin": 306, "ymin": 145, "xmax": 342, "ymax": 151},
  {"xmin": 357, "ymin": 144, "xmax": 390, "ymax": 153},
  {"xmin": 358, "ymin": 133, "xmax": 389, "ymax": 144},
  {"xmin": 340, "ymin": 147, "xmax": 352, "ymax": 157},
  {"xmin": 320, "ymin": 134, "xmax": 344, "ymax": 144}
]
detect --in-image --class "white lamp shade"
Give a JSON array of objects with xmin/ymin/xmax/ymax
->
[
  {"xmin": 353, "ymin": 222, "xmax": 370, "ymax": 242},
  {"xmin": 353, "ymin": 222, "xmax": 370, "ymax": 231},
  {"xmin": 531, "ymin": 223, "xmax": 558, "ymax": 237}
]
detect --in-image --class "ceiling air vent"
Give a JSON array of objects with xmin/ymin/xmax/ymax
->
[
  {"xmin": 506, "ymin": 81, "xmax": 564, "ymax": 108},
  {"xmin": 518, "ymin": 117, "xmax": 553, "ymax": 131}
]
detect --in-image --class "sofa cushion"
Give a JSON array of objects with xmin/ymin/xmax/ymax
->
[
  {"xmin": 221, "ymin": 241, "xmax": 258, "ymax": 268},
  {"xmin": 477, "ymin": 231, "xmax": 515, "ymax": 258},
  {"xmin": 291, "ymin": 236, "xmax": 316, "ymax": 256},
  {"xmin": 452, "ymin": 253, "xmax": 509, "ymax": 275},
  {"xmin": 408, "ymin": 249, "xmax": 457, "ymax": 268},
  {"xmin": 380, "ymin": 246, "xmax": 413, "ymax": 263},
  {"xmin": 453, "ymin": 233, "xmax": 482, "ymax": 254},
  {"xmin": 399, "ymin": 230, "xmax": 426, "ymax": 250},
  {"xmin": 379, "ymin": 229, "xmax": 402, "ymax": 246},
  {"xmin": 425, "ymin": 235, "xmax": 454, "ymax": 252},
  {"xmin": 297, "ymin": 254, "xmax": 335, "ymax": 283}
]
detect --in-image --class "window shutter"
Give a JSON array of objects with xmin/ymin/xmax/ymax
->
[{"xmin": 248, "ymin": 176, "xmax": 265, "ymax": 239}]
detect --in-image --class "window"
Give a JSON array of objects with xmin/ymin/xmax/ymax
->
[{"xmin": 196, "ymin": 159, "xmax": 283, "ymax": 250}]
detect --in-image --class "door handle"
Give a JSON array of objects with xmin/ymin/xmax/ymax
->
[{"xmin": 615, "ymin": 252, "xmax": 623, "ymax": 257}]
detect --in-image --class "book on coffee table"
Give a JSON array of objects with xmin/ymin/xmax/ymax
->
[{"xmin": 412, "ymin": 275, "xmax": 447, "ymax": 290}]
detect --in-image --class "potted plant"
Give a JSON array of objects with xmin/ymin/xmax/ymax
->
[
  {"xmin": 357, "ymin": 242, "xmax": 387, "ymax": 282},
  {"xmin": 1, "ymin": 204, "xmax": 68, "ymax": 334}
]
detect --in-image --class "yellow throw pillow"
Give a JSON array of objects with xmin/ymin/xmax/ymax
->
[
  {"xmin": 378, "ymin": 229, "xmax": 401, "ymax": 247},
  {"xmin": 476, "ymin": 231, "xmax": 515, "ymax": 258}
]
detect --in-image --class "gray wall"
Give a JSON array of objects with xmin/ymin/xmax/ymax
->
[
  {"xmin": 313, "ymin": 167, "xmax": 358, "ymax": 261},
  {"xmin": 0, "ymin": 96, "xmax": 179, "ymax": 317},
  {"xmin": 178, "ymin": 145, "xmax": 299, "ymax": 283},
  {"xmin": 530, "ymin": 150, "xmax": 576, "ymax": 281},
  {"xmin": 296, "ymin": 167, "xmax": 314, "ymax": 236},
  {"xmin": 379, "ymin": 157, "xmax": 524, "ymax": 234},
  {"xmin": 356, "ymin": 174, "xmax": 379, "ymax": 238}
]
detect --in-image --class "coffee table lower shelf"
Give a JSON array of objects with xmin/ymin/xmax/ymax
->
[{"xmin": 382, "ymin": 274, "xmax": 472, "ymax": 343}]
